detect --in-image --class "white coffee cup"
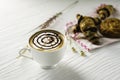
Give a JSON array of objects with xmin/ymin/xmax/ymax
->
[{"xmin": 19, "ymin": 29, "xmax": 67, "ymax": 69}]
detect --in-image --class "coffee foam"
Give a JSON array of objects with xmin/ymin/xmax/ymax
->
[{"xmin": 33, "ymin": 32, "xmax": 62, "ymax": 50}]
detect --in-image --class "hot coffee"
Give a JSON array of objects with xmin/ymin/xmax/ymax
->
[{"xmin": 29, "ymin": 29, "xmax": 64, "ymax": 52}]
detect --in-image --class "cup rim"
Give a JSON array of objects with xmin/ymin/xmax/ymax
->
[{"xmin": 29, "ymin": 29, "xmax": 66, "ymax": 52}]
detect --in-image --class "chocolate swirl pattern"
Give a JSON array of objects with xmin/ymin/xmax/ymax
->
[{"xmin": 29, "ymin": 30, "xmax": 64, "ymax": 51}]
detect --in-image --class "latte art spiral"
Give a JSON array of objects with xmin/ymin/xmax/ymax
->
[
  {"xmin": 29, "ymin": 30, "xmax": 64, "ymax": 51},
  {"xmin": 33, "ymin": 32, "xmax": 62, "ymax": 49}
]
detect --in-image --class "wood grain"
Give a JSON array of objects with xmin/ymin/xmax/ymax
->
[{"xmin": 0, "ymin": 0, "xmax": 120, "ymax": 80}]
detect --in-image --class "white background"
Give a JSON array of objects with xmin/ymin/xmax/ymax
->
[{"xmin": 0, "ymin": 0, "xmax": 120, "ymax": 80}]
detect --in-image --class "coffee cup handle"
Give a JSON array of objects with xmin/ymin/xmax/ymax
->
[{"xmin": 18, "ymin": 47, "xmax": 33, "ymax": 60}]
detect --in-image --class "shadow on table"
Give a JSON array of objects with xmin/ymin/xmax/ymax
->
[{"xmin": 41, "ymin": 64, "xmax": 83, "ymax": 80}]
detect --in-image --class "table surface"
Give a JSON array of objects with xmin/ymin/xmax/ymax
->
[{"xmin": 0, "ymin": 0, "xmax": 120, "ymax": 80}]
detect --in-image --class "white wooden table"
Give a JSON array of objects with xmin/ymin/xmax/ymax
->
[{"xmin": 0, "ymin": 0, "xmax": 120, "ymax": 80}]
